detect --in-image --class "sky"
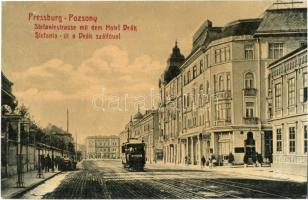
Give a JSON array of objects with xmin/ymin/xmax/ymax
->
[{"xmin": 2, "ymin": 1, "xmax": 273, "ymax": 144}]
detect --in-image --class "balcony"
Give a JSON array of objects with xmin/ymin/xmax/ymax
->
[
  {"xmin": 213, "ymin": 119, "xmax": 231, "ymax": 126},
  {"xmin": 243, "ymin": 88, "xmax": 257, "ymax": 96},
  {"xmin": 243, "ymin": 117, "xmax": 258, "ymax": 124},
  {"xmin": 214, "ymin": 90, "xmax": 232, "ymax": 100}
]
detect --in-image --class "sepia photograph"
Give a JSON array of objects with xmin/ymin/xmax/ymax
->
[{"xmin": 1, "ymin": 0, "xmax": 307, "ymax": 199}]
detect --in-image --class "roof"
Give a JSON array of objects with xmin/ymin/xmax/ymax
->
[
  {"xmin": 133, "ymin": 111, "xmax": 143, "ymax": 120},
  {"xmin": 221, "ymin": 18, "xmax": 262, "ymax": 37},
  {"xmin": 255, "ymin": 8, "xmax": 307, "ymax": 35},
  {"xmin": 184, "ymin": 18, "xmax": 260, "ymax": 68},
  {"xmin": 269, "ymin": 44, "xmax": 307, "ymax": 67}
]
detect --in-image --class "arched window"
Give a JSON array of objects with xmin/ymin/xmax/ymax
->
[
  {"xmin": 245, "ymin": 72, "xmax": 254, "ymax": 89},
  {"xmin": 199, "ymin": 84, "xmax": 204, "ymax": 107},
  {"xmin": 219, "ymin": 75, "xmax": 224, "ymax": 91},
  {"xmin": 227, "ymin": 73, "xmax": 231, "ymax": 91}
]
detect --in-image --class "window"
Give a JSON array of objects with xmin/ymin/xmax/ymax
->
[
  {"xmin": 303, "ymin": 73, "xmax": 308, "ymax": 102},
  {"xmin": 227, "ymin": 73, "xmax": 231, "ymax": 91},
  {"xmin": 215, "ymin": 49, "xmax": 221, "ymax": 64},
  {"xmin": 269, "ymin": 43, "xmax": 283, "ymax": 59},
  {"xmin": 206, "ymin": 81, "xmax": 209, "ymax": 95},
  {"xmin": 288, "ymin": 78, "xmax": 295, "ymax": 106},
  {"xmin": 199, "ymin": 84, "xmax": 204, "ymax": 107},
  {"xmin": 193, "ymin": 66, "xmax": 197, "ymax": 79},
  {"xmin": 187, "ymin": 93, "xmax": 190, "ymax": 107},
  {"xmin": 276, "ymin": 128, "xmax": 282, "ymax": 152},
  {"xmin": 187, "ymin": 71, "xmax": 191, "ymax": 82},
  {"xmin": 214, "ymin": 75, "xmax": 218, "ymax": 92},
  {"xmin": 245, "ymin": 102, "xmax": 254, "ymax": 118},
  {"xmin": 244, "ymin": 44, "xmax": 254, "ymax": 59},
  {"xmin": 205, "ymin": 54, "xmax": 209, "ymax": 68},
  {"xmin": 219, "ymin": 75, "xmax": 224, "ymax": 91},
  {"xmin": 221, "ymin": 47, "xmax": 226, "ymax": 62},
  {"xmin": 193, "ymin": 88, "xmax": 196, "ymax": 104},
  {"xmin": 304, "ymin": 125, "xmax": 308, "ymax": 153},
  {"xmin": 226, "ymin": 103, "xmax": 231, "ymax": 122},
  {"xmin": 200, "ymin": 60, "xmax": 204, "ymax": 73},
  {"xmin": 225, "ymin": 47, "xmax": 231, "ymax": 61},
  {"xmin": 289, "ymin": 127, "xmax": 296, "ymax": 153},
  {"xmin": 275, "ymin": 83, "xmax": 282, "ymax": 110},
  {"xmin": 245, "ymin": 72, "xmax": 254, "ymax": 89},
  {"xmin": 215, "ymin": 104, "xmax": 220, "ymax": 120}
]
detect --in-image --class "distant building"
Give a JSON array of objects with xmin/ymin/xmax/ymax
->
[
  {"xmin": 268, "ymin": 46, "xmax": 307, "ymax": 176},
  {"xmin": 86, "ymin": 135, "xmax": 120, "ymax": 159},
  {"xmin": 120, "ymin": 108, "xmax": 160, "ymax": 163}
]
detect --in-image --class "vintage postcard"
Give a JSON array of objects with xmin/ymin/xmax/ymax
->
[{"xmin": 1, "ymin": 1, "xmax": 307, "ymax": 199}]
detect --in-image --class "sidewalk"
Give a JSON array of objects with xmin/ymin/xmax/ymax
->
[
  {"xmin": 147, "ymin": 162, "xmax": 307, "ymax": 183},
  {"xmin": 1, "ymin": 170, "xmax": 61, "ymax": 199}
]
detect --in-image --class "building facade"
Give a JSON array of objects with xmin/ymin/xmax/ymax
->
[
  {"xmin": 158, "ymin": 42, "xmax": 185, "ymax": 164},
  {"xmin": 268, "ymin": 46, "xmax": 307, "ymax": 176},
  {"xmin": 158, "ymin": 6, "xmax": 307, "ymax": 167},
  {"xmin": 123, "ymin": 109, "xmax": 160, "ymax": 163},
  {"xmin": 86, "ymin": 135, "xmax": 120, "ymax": 159}
]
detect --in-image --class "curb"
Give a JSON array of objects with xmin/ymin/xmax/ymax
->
[{"xmin": 5, "ymin": 171, "xmax": 62, "ymax": 199}]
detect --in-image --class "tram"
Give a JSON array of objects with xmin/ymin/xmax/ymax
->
[{"xmin": 121, "ymin": 141, "xmax": 145, "ymax": 171}]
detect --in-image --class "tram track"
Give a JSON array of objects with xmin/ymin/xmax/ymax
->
[
  {"xmin": 170, "ymin": 178, "xmax": 290, "ymax": 199},
  {"xmin": 37, "ymin": 160, "xmax": 305, "ymax": 199},
  {"xmin": 204, "ymin": 179, "xmax": 290, "ymax": 198}
]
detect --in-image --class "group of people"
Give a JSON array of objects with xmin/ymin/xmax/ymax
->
[
  {"xmin": 185, "ymin": 155, "xmax": 216, "ymax": 168},
  {"xmin": 38, "ymin": 153, "xmax": 77, "ymax": 173},
  {"xmin": 201, "ymin": 155, "xmax": 216, "ymax": 168},
  {"xmin": 40, "ymin": 154, "xmax": 54, "ymax": 172}
]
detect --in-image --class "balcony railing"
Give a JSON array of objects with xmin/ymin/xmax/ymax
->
[
  {"xmin": 243, "ymin": 117, "xmax": 258, "ymax": 124},
  {"xmin": 214, "ymin": 90, "xmax": 231, "ymax": 100},
  {"xmin": 213, "ymin": 119, "xmax": 231, "ymax": 126},
  {"xmin": 243, "ymin": 88, "xmax": 257, "ymax": 96}
]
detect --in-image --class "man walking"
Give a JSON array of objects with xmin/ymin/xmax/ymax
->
[{"xmin": 201, "ymin": 156, "xmax": 206, "ymax": 168}]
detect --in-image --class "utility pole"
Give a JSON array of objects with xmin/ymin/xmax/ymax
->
[{"xmin": 67, "ymin": 108, "xmax": 69, "ymax": 133}]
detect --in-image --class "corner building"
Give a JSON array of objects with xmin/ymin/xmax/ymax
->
[{"xmin": 159, "ymin": 6, "xmax": 307, "ymax": 166}]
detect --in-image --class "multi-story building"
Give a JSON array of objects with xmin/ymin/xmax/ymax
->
[
  {"xmin": 119, "ymin": 109, "xmax": 160, "ymax": 163},
  {"xmin": 159, "ymin": 5, "xmax": 307, "ymax": 166},
  {"xmin": 86, "ymin": 135, "xmax": 120, "ymax": 159},
  {"xmin": 126, "ymin": 109, "xmax": 159, "ymax": 163},
  {"xmin": 268, "ymin": 46, "xmax": 307, "ymax": 176},
  {"xmin": 158, "ymin": 42, "xmax": 185, "ymax": 164}
]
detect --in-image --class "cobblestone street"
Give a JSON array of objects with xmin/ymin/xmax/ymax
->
[{"xmin": 21, "ymin": 160, "xmax": 307, "ymax": 199}]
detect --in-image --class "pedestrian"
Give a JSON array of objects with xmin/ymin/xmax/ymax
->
[
  {"xmin": 40, "ymin": 155, "xmax": 45, "ymax": 172},
  {"xmin": 201, "ymin": 156, "xmax": 206, "ymax": 168},
  {"xmin": 46, "ymin": 154, "xmax": 51, "ymax": 172},
  {"xmin": 209, "ymin": 154, "xmax": 213, "ymax": 168},
  {"xmin": 185, "ymin": 156, "xmax": 188, "ymax": 165},
  {"xmin": 188, "ymin": 156, "xmax": 191, "ymax": 165}
]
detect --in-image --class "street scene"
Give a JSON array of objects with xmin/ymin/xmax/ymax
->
[
  {"xmin": 22, "ymin": 160, "xmax": 307, "ymax": 199},
  {"xmin": 1, "ymin": 1, "xmax": 308, "ymax": 199}
]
